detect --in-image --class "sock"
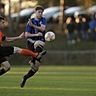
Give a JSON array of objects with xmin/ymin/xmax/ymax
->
[
  {"xmin": 0, "ymin": 68, "xmax": 6, "ymax": 76},
  {"xmin": 20, "ymin": 49, "xmax": 38, "ymax": 58},
  {"xmin": 24, "ymin": 69, "xmax": 36, "ymax": 80}
]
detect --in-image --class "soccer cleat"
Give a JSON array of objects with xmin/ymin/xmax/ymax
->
[
  {"xmin": 20, "ymin": 76, "xmax": 27, "ymax": 88},
  {"xmin": 36, "ymin": 50, "xmax": 47, "ymax": 61}
]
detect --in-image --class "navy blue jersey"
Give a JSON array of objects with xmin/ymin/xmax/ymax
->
[{"xmin": 25, "ymin": 17, "xmax": 47, "ymax": 42}]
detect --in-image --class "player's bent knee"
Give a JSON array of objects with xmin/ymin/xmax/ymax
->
[
  {"xmin": 34, "ymin": 41, "xmax": 45, "ymax": 52},
  {"xmin": 2, "ymin": 61, "xmax": 11, "ymax": 71}
]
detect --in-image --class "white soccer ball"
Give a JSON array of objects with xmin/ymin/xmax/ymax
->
[{"xmin": 45, "ymin": 31, "xmax": 55, "ymax": 41}]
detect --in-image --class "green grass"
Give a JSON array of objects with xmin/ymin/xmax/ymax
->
[{"xmin": 0, "ymin": 66, "xmax": 96, "ymax": 96}]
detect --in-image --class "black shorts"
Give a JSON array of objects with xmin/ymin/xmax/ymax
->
[
  {"xmin": 0, "ymin": 46, "xmax": 14, "ymax": 58},
  {"xmin": 0, "ymin": 46, "xmax": 14, "ymax": 64},
  {"xmin": 0, "ymin": 57, "xmax": 7, "ymax": 64},
  {"xmin": 27, "ymin": 41, "xmax": 35, "ymax": 51}
]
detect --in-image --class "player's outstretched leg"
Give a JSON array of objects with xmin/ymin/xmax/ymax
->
[
  {"xmin": 20, "ymin": 69, "xmax": 36, "ymax": 88},
  {"xmin": 20, "ymin": 60, "xmax": 40, "ymax": 88},
  {"xmin": 20, "ymin": 50, "xmax": 46, "ymax": 88},
  {"xmin": 14, "ymin": 47, "xmax": 46, "ymax": 61},
  {"xmin": 18, "ymin": 48, "xmax": 38, "ymax": 58}
]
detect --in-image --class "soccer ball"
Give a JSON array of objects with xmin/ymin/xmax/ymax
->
[{"xmin": 45, "ymin": 31, "xmax": 55, "ymax": 41}]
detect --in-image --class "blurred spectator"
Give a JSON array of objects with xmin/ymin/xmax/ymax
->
[
  {"xmin": 81, "ymin": 17, "xmax": 89, "ymax": 41},
  {"xmin": 75, "ymin": 16, "xmax": 82, "ymax": 42},
  {"xmin": 66, "ymin": 17, "xmax": 75, "ymax": 44},
  {"xmin": 89, "ymin": 14, "xmax": 96, "ymax": 41}
]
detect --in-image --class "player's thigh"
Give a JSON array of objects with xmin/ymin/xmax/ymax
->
[
  {"xmin": 0, "ymin": 46, "xmax": 14, "ymax": 57},
  {"xmin": 27, "ymin": 41, "xmax": 34, "ymax": 51},
  {"xmin": 34, "ymin": 40, "xmax": 45, "ymax": 52},
  {"xmin": 34, "ymin": 40, "xmax": 45, "ymax": 48}
]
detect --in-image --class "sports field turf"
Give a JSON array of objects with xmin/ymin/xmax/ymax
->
[{"xmin": 0, "ymin": 65, "xmax": 96, "ymax": 96}]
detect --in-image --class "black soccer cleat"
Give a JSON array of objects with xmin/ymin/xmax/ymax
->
[
  {"xmin": 20, "ymin": 76, "xmax": 27, "ymax": 88},
  {"xmin": 36, "ymin": 50, "xmax": 47, "ymax": 61}
]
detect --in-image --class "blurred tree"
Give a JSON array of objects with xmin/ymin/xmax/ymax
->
[
  {"xmin": 38, "ymin": 0, "xmax": 59, "ymax": 8},
  {"xmin": 77, "ymin": 0, "xmax": 95, "ymax": 8},
  {"xmin": 65, "ymin": 0, "xmax": 77, "ymax": 6},
  {"xmin": 65, "ymin": 0, "xmax": 96, "ymax": 7},
  {"xmin": 38, "ymin": 0, "xmax": 80, "ymax": 7},
  {"xmin": 8, "ymin": 0, "xmax": 12, "ymax": 33},
  {"xmin": 59, "ymin": 0, "xmax": 64, "ymax": 33},
  {"xmin": 15, "ymin": 0, "xmax": 22, "ymax": 32}
]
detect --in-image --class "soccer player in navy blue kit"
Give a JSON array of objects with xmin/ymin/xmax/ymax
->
[{"xmin": 20, "ymin": 5, "xmax": 47, "ymax": 87}]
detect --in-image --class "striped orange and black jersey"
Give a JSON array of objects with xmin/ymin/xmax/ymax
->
[{"xmin": 0, "ymin": 32, "xmax": 5, "ymax": 46}]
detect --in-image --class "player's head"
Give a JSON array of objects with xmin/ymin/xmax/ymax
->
[
  {"xmin": 0, "ymin": 16, "xmax": 5, "ymax": 29},
  {"xmin": 35, "ymin": 5, "xmax": 44, "ymax": 19}
]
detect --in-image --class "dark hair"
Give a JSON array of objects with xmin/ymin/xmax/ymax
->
[
  {"xmin": 0, "ymin": 16, "xmax": 4, "ymax": 20},
  {"xmin": 35, "ymin": 5, "xmax": 44, "ymax": 11}
]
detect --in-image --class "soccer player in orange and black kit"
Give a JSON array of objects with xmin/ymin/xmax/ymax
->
[{"xmin": 0, "ymin": 16, "xmax": 46, "ymax": 76}]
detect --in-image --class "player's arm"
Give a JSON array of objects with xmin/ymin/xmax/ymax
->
[
  {"xmin": 24, "ymin": 22, "xmax": 43, "ymax": 38},
  {"xmin": 25, "ymin": 32, "xmax": 42, "ymax": 38},
  {"xmin": 5, "ymin": 33, "xmax": 24, "ymax": 41},
  {"xmin": 28, "ymin": 19, "xmax": 46, "ymax": 32},
  {"xmin": 29, "ymin": 23, "xmax": 46, "ymax": 32},
  {"xmin": 6, "ymin": 36, "xmax": 21, "ymax": 41}
]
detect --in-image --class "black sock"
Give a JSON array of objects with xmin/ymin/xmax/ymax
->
[
  {"xmin": 0, "ymin": 68, "xmax": 6, "ymax": 76},
  {"xmin": 24, "ymin": 69, "xmax": 36, "ymax": 80}
]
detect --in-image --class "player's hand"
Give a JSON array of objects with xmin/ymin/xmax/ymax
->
[
  {"xmin": 37, "ymin": 32, "xmax": 43, "ymax": 36},
  {"xmin": 28, "ymin": 19, "xmax": 34, "ymax": 27}
]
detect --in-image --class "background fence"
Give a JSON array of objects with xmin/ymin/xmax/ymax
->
[{"xmin": 8, "ymin": 50, "xmax": 96, "ymax": 66}]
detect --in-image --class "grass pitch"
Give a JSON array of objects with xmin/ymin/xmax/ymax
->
[{"xmin": 0, "ymin": 65, "xmax": 96, "ymax": 96}]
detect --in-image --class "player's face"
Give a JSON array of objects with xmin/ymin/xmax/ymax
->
[
  {"xmin": 36, "ymin": 9, "xmax": 43, "ymax": 19},
  {"xmin": 0, "ymin": 20, "xmax": 5, "ymax": 29}
]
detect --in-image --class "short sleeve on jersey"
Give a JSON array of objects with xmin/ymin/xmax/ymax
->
[{"xmin": 0, "ymin": 32, "xmax": 6, "ymax": 45}]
